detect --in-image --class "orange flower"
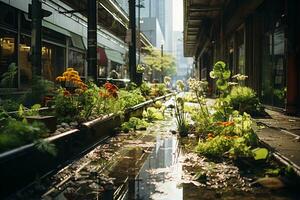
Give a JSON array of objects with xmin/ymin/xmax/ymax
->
[
  {"xmin": 216, "ymin": 121, "xmax": 235, "ymax": 127},
  {"xmin": 67, "ymin": 67, "xmax": 74, "ymax": 71}
]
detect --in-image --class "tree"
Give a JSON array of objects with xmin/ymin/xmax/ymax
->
[{"xmin": 142, "ymin": 46, "xmax": 176, "ymax": 82}]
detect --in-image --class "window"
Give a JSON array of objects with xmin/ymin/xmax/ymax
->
[
  {"xmin": 42, "ymin": 43, "xmax": 65, "ymax": 81},
  {"xmin": 19, "ymin": 36, "xmax": 32, "ymax": 88},
  {"xmin": 261, "ymin": 27, "xmax": 286, "ymax": 108},
  {"xmin": 68, "ymin": 49, "xmax": 85, "ymax": 77},
  {"xmin": 0, "ymin": 30, "xmax": 17, "ymax": 88},
  {"xmin": 236, "ymin": 27, "xmax": 245, "ymax": 75}
]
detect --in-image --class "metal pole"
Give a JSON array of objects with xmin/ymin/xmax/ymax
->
[
  {"xmin": 161, "ymin": 44, "xmax": 163, "ymax": 82},
  {"xmin": 31, "ymin": 0, "xmax": 42, "ymax": 76},
  {"xmin": 137, "ymin": 0, "xmax": 141, "ymax": 64},
  {"xmin": 128, "ymin": 0, "xmax": 137, "ymax": 83},
  {"xmin": 87, "ymin": 0, "xmax": 98, "ymax": 81}
]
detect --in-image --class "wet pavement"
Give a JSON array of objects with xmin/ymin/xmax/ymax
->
[
  {"xmin": 255, "ymin": 109, "xmax": 300, "ymax": 175},
  {"xmin": 11, "ymin": 102, "xmax": 300, "ymax": 200},
  {"xmin": 255, "ymin": 109, "xmax": 300, "ymax": 135}
]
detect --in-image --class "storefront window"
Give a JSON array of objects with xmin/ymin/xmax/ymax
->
[
  {"xmin": 68, "ymin": 49, "xmax": 85, "ymax": 76},
  {"xmin": 42, "ymin": 43, "xmax": 65, "ymax": 81},
  {"xmin": 19, "ymin": 36, "xmax": 32, "ymax": 88},
  {"xmin": 236, "ymin": 28, "xmax": 245, "ymax": 75},
  {"xmin": 0, "ymin": 30, "xmax": 17, "ymax": 88},
  {"xmin": 261, "ymin": 27, "xmax": 286, "ymax": 108}
]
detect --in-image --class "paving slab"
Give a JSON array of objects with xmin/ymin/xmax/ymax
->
[{"xmin": 257, "ymin": 127, "xmax": 300, "ymax": 167}]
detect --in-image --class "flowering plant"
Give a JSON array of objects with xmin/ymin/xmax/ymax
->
[
  {"xmin": 56, "ymin": 68, "xmax": 87, "ymax": 91},
  {"xmin": 99, "ymin": 82, "xmax": 119, "ymax": 99}
]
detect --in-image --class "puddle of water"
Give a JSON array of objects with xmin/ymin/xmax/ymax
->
[
  {"xmin": 118, "ymin": 134, "xmax": 300, "ymax": 200},
  {"xmin": 132, "ymin": 136, "xmax": 182, "ymax": 200},
  {"xmin": 11, "ymin": 108, "xmax": 300, "ymax": 200}
]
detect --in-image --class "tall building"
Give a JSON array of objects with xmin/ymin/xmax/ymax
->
[
  {"xmin": 173, "ymin": 31, "xmax": 192, "ymax": 81},
  {"xmin": 139, "ymin": 0, "xmax": 165, "ymax": 48},
  {"xmin": 164, "ymin": 0, "xmax": 173, "ymax": 53}
]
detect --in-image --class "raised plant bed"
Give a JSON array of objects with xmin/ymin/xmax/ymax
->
[{"xmin": 0, "ymin": 93, "xmax": 174, "ymax": 197}]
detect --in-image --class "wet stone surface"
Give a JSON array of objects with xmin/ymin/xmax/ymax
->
[{"xmin": 11, "ymin": 109, "xmax": 300, "ymax": 200}]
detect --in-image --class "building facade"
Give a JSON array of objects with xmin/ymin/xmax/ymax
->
[
  {"xmin": 184, "ymin": 0, "xmax": 300, "ymax": 114},
  {"xmin": 0, "ymin": 0, "xmax": 152, "ymax": 91}
]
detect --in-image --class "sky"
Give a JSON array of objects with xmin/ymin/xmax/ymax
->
[{"xmin": 172, "ymin": 0, "xmax": 183, "ymax": 31}]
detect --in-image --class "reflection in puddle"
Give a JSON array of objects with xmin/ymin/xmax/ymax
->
[{"xmin": 127, "ymin": 135, "xmax": 183, "ymax": 200}]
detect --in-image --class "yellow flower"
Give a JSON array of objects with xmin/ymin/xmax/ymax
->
[
  {"xmin": 67, "ymin": 67, "xmax": 74, "ymax": 71},
  {"xmin": 55, "ymin": 76, "xmax": 64, "ymax": 82}
]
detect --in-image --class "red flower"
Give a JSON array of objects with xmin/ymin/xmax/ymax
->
[
  {"xmin": 104, "ymin": 82, "xmax": 118, "ymax": 91},
  {"xmin": 103, "ymin": 82, "xmax": 118, "ymax": 98},
  {"xmin": 63, "ymin": 90, "xmax": 71, "ymax": 96}
]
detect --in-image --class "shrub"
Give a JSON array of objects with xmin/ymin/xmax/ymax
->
[{"xmin": 228, "ymin": 86, "xmax": 263, "ymax": 115}]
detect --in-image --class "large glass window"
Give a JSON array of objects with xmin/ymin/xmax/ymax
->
[
  {"xmin": 0, "ymin": 30, "xmax": 17, "ymax": 88},
  {"xmin": 68, "ymin": 49, "xmax": 85, "ymax": 77},
  {"xmin": 19, "ymin": 36, "xmax": 32, "ymax": 88},
  {"xmin": 261, "ymin": 27, "xmax": 286, "ymax": 108},
  {"xmin": 42, "ymin": 43, "xmax": 65, "ymax": 81},
  {"xmin": 236, "ymin": 28, "xmax": 245, "ymax": 75}
]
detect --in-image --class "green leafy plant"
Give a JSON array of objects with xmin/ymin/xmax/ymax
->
[
  {"xmin": 1, "ymin": 63, "xmax": 17, "ymax": 88},
  {"xmin": 118, "ymin": 89, "xmax": 145, "ymax": 110},
  {"xmin": 0, "ymin": 119, "xmax": 47, "ymax": 153},
  {"xmin": 143, "ymin": 107, "xmax": 164, "ymax": 122},
  {"xmin": 139, "ymin": 81, "xmax": 151, "ymax": 97},
  {"xmin": 35, "ymin": 139, "xmax": 57, "ymax": 156},
  {"xmin": 23, "ymin": 76, "xmax": 55, "ymax": 105},
  {"xmin": 121, "ymin": 117, "xmax": 149, "ymax": 132},
  {"xmin": 150, "ymin": 83, "xmax": 168, "ymax": 97},
  {"xmin": 196, "ymin": 135, "xmax": 233, "ymax": 158},
  {"xmin": 209, "ymin": 61, "xmax": 231, "ymax": 95},
  {"xmin": 54, "ymin": 88, "xmax": 81, "ymax": 123},
  {"xmin": 228, "ymin": 86, "xmax": 263, "ymax": 115},
  {"xmin": 174, "ymin": 97, "xmax": 189, "ymax": 136},
  {"xmin": 18, "ymin": 104, "xmax": 41, "ymax": 118}
]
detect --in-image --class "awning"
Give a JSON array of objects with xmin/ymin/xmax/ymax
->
[
  {"xmin": 70, "ymin": 32, "xmax": 85, "ymax": 50},
  {"xmin": 105, "ymin": 49, "xmax": 125, "ymax": 64},
  {"xmin": 97, "ymin": 47, "xmax": 108, "ymax": 65},
  {"xmin": 42, "ymin": 20, "xmax": 71, "ymax": 37}
]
